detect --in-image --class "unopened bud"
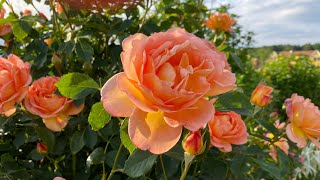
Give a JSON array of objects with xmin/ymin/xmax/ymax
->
[
  {"xmin": 36, "ymin": 143, "xmax": 48, "ymax": 154},
  {"xmin": 182, "ymin": 131, "xmax": 204, "ymax": 155},
  {"xmin": 44, "ymin": 38, "xmax": 53, "ymax": 46}
]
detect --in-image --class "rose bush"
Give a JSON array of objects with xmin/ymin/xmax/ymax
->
[{"xmin": 0, "ymin": 0, "xmax": 317, "ymax": 179}]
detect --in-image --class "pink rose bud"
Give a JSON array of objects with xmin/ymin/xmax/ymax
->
[
  {"xmin": 37, "ymin": 143, "xmax": 48, "ymax": 154},
  {"xmin": 251, "ymin": 83, "xmax": 273, "ymax": 107},
  {"xmin": 23, "ymin": 9, "xmax": 32, "ymax": 16},
  {"xmin": 182, "ymin": 131, "xmax": 204, "ymax": 155}
]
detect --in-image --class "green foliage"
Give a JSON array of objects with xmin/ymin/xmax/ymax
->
[
  {"xmin": 263, "ymin": 55, "xmax": 320, "ymax": 108},
  {"xmin": 88, "ymin": 102, "xmax": 111, "ymax": 131}
]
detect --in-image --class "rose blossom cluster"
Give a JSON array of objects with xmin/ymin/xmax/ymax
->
[
  {"xmin": 0, "ymin": 55, "xmax": 83, "ymax": 132},
  {"xmin": 101, "ymin": 27, "xmax": 248, "ymax": 154}
]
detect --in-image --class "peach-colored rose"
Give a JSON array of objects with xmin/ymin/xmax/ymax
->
[
  {"xmin": 0, "ymin": 54, "xmax": 32, "ymax": 116},
  {"xmin": 205, "ymin": 13, "xmax": 235, "ymax": 32},
  {"xmin": 251, "ymin": 83, "xmax": 273, "ymax": 107},
  {"xmin": 101, "ymin": 28, "xmax": 236, "ymax": 154},
  {"xmin": 285, "ymin": 93, "xmax": 320, "ymax": 148},
  {"xmin": 182, "ymin": 130, "xmax": 204, "ymax": 155},
  {"xmin": 208, "ymin": 111, "xmax": 248, "ymax": 152},
  {"xmin": 0, "ymin": 8, "xmax": 12, "ymax": 36},
  {"xmin": 24, "ymin": 76, "xmax": 84, "ymax": 132}
]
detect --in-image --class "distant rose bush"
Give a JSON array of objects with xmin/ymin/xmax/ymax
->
[
  {"xmin": 0, "ymin": 54, "xmax": 32, "ymax": 116},
  {"xmin": 101, "ymin": 27, "xmax": 236, "ymax": 154}
]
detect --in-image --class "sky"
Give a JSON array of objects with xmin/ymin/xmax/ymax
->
[
  {"xmin": 4, "ymin": 0, "xmax": 320, "ymax": 47},
  {"xmin": 207, "ymin": 0, "xmax": 320, "ymax": 46}
]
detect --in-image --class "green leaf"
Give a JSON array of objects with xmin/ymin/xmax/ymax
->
[
  {"xmin": 88, "ymin": 102, "xmax": 111, "ymax": 131},
  {"xmin": 124, "ymin": 149, "xmax": 158, "ymax": 178},
  {"xmin": 84, "ymin": 126, "xmax": 98, "ymax": 149},
  {"xmin": 12, "ymin": 22, "xmax": 28, "ymax": 41},
  {"xmin": 200, "ymin": 156, "xmax": 227, "ymax": 180},
  {"xmin": 13, "ymin": 130, "xmax": 26, "ymax": 148},
  {"xmin": 70, "ymin": 130, "xmax": 85, "ymax": 154},
  {"xmin": 254, "ymin": 159, "xmax": 281, "ymax": 180},
  {"xmin": 75, "ymin": 39, "xmax": 94, "ymax": 61},
  {"xmin": 56, "ymin": 73, "xmax": 99, "ymax": 99},
  {"xmin": 120, "ymin": 118, "xmax": 136, "ymax": 154},
  {"xmin": 35, "ymin": 127, "xmax": 55, "ymax": 152},
  {"xmin": 86, "ymin": 147, "xmax": 105, "ymax": 167},
  {"xmin": 215, "ymin": 91, "xmax": 254, "ymax": 117}
]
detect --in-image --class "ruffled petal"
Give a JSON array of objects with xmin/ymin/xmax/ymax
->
[
  {"xmin": 164, "ymin": 98, "xmax": 215, "ymax": 131},
  {"xmin": 101, "ymin": 73, "xmax": 135, "ymax": 117},
  {"xmin": 128, "ymin": 108, "xmax": 182, "ymax": 154},
  {"xmin": 286, "ymin": 123, "xmax": 307, "ymax": 148}
]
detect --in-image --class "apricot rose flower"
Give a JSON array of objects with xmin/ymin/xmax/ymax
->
[
  {"xmin": 285, "ymin": 93, "xmax": 320, "ymax": 148},
  {"xmin": 205, "ymin": 13, "xmax": 235, "ymax": 32},
  {"xmin": 24, "ymin": 76, "xmax": 84, "ymax": 132},
  {"xmin": 208, "ymin": 111, "xmax": 248, "ymax": 152},
  {"xmin": 0, "ymin": 54, "xmax": 32, "ymax": 116},
  {"xmin": 101, "ymin": 28, "xmax": 236, "ymax": 154},
  {"xmin": 251, "ymin": 83, "xmax": 273, "ymax": 107}
]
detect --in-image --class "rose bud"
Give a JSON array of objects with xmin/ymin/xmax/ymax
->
[
  {"xmin": 182, "ymin": 130, "xmax": 204, "ymax": 155},
  {"xmin": 251, "ymin": 83, "xmax": 273, "ymax": 107},
  {"xmin": 36, "ymin": 143, "xmax": 48, "ymax": 154}
]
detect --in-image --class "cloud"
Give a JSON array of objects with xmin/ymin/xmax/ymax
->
[{"xmin": 207, "ymin": 0, "xmax": 320, "ymax": 46}]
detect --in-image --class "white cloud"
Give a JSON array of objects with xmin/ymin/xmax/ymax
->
[{"xmin": 207, "ymin": 0, "xmax": 320, "ymax": 46}]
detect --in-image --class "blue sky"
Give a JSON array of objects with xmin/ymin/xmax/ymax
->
[
  {"xmin": 6, "ymin": 0, "xmax": 320, "ymax": 47},
  {"xmin": 206, "ymin": 0, "xmax": 320, "ymax": 46}
]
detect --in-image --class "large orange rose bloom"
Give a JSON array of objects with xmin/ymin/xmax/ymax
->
[
  {"xmin": 24, "ymin": 76, "xmax": 84, "ymax": 132},
  {"xmin": 250, "ymin": 83, "xmax": 273, "ymax": 107},
  {"xmin": 0, "ymin": 8, "xmax": 12, "ymax": 36},
  {"xmin": 285, "ymin": 93, "xmax": 320, "ymax": 148},
  {"xmin": 101, "ymin": 28, "xmax": 236, "ymax": 154},
  {"xmin": 208, "ymin": 111, "xmax": 248, "ymax": 152},
  {"xmin": 205, "ymin": 13, "xmax": 235, "ymax": 32},
  {"xmin": 0, "ymin": 54, "xmax": 32, "ymax": 116}
]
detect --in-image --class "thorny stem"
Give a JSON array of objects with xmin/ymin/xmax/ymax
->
[{"xmin": 106, "ymin": 143, "xmax": 123, "ymax": 180}]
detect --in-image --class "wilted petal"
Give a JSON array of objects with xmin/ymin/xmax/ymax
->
[
  {"xmin": 128, "ymin": 108, "xmax": 182, "ymax": 154},
  {"xmin": 101, "ymin": 73, "xmax": 135, "ymax": 117}
]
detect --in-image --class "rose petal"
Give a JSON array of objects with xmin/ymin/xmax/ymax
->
[
  {"xmin": 117, "ymin": 73, "xmax": 157, "ymax": 112},
  {"xmin": 207, "ymin": 70, "xmax": 236, "ymax": 96},
  {"xmin": 43, "ymin": 114, "xmax": 69, "ymax": 132},
  {"xmin": 101, "ymin": 73, "xmax": 135, "ymax": 117},
  {"xmin": 164, "ymin": 98, "xmax": 215, "ymax": 131},
  {"xmin": 286, "ymin": 123, "xmax": 307, "ymax": 148},
  {"xmin": 65, "ymin": 102, "xmax": 84, "ymax": 116},
  {"xmin": 128, "ymin": 108, "xmax": 182, "ymax": 154}
]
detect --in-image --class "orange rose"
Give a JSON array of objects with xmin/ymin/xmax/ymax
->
[
  {"xmin": 285, "ymin": 93, "xmax": 320, "ymax": 148},
  {"xmin": 0, "ymin": 54, "xmax": 32, "ymax": 116},
  {"xmin": 205, "ymin": 13, "xmax": 235, "ymax": 32},
  {"xmin": 101, "ymin": 28, "xmax": 236, "ymax": 154},
  {"xmin": 208, "ymin": 111, "xmax": 248, "ymax": 152},
  {"xmin": 251, "ymin": 83, "xmax": 273, "ymax": 107},
  {"xmin": 0, "ymin": 8, "xmax": 12, "ymax": 36},
  {"xmin": 24, "ymin": 76, "xmax": 84, "ymax": 132}
]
